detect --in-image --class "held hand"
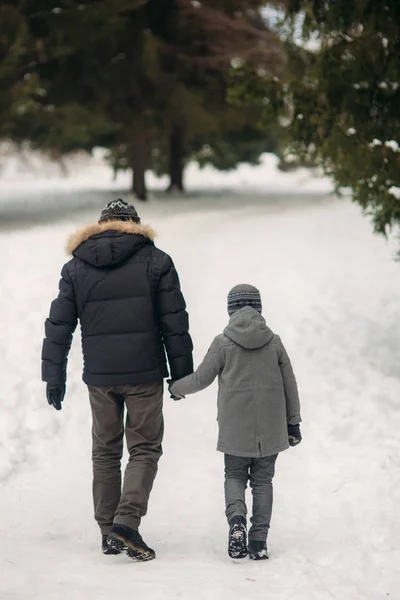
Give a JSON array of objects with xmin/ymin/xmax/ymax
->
[
  {"xmin": 288, "ymin": 423, "xmax": 302, "ymax": 447},
  {"xmin": 46, "ymin": 384, "xmax": 66, "ymax": 411},
  {"xmin": 167, "ymin": 379, "xmax": 185, "ymax": 401}
]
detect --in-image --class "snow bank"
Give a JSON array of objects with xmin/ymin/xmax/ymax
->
[{"xmin": 0, "ymin": 145, "xmax": 333, "ymax": 201}]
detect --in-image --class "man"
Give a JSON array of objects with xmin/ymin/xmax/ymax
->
[{"xmin": 42, "ymin": 199, "xmax": 193, "ymax": 561}]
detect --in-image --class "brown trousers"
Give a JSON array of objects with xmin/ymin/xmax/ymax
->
[{"xmin": 88, "ymin": 382, "xmax": 164, "ymax": 535}]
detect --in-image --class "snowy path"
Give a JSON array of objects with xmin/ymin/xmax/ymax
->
[{"xmin": 1, "ymin": 189, "xmax": 400, "ymax": 600}]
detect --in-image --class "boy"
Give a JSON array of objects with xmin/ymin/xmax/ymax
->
[{"xmin": 170, "ymin": 284, "xmax": 302, "ymax": 561}]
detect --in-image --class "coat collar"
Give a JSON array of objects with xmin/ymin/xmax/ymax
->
[{"xmin": 66, "ymin": 220, "xmax": 156, "ymax": 255}]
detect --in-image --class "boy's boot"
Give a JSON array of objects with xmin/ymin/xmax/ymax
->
[
  {"xmin": 228, "ymin": 516, "xmax": 248, "ymax": 559},
  {"xmin": 107, "ymin": 524, "xmax": 156, "ymax": 561},
  {"xmin": 248, "ymin": 540, "xmax": 268, "ymax": 560},
  {"xmin": 102, "ymin": 534, "xmax": 122, "ymax": 555}
]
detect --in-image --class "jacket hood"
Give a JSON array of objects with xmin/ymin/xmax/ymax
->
[
  {"xmin": 223, "ymin": 307, "xmax": 274, "ymax": 350},
  {"xmin": 66, "ymin": 220, "xmax": 156, "ymax": 268}
]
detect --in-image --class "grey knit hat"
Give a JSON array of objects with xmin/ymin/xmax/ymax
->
[
  {"xmin": 99, "ymin": 199, "xmax": 140, "ymax": 223},
  {"xmin": 227, "ymin": 284, "xmax": 262, "ymax": 316}
]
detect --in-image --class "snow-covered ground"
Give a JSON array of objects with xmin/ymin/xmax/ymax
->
[
  {"xmin": 0, "ymin": 145, "xmax": 333, "ymax": 193},
  {"xmin": 1, "ymin": 157, "xmax": 399, "ymax": 600}
]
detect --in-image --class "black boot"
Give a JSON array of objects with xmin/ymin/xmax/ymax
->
[
  {"xmin": 107, "ymin": 524, "xmax": 156, "ymax": 562},
  {"xmin": 248, "ymin": 540, "xmax": 268, "ymax": 560},
  {"xmin": 228, "ymin": 516, "xmax": 248, "ymax": 559},
  {"xmin": 102, "ymin": 534, "xmax": 122, "ymax": 555}
]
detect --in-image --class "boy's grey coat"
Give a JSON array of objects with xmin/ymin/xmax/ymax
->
[{"xmin": 171, "ymin": 307, "xmax": 301, "ymax": 458}]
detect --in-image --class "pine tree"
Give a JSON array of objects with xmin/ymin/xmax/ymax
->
[
  {"xmin": 1, "ymin": 0, "xmax": 162, "ymax": 199},
  {"xmin": 230, "ymin": 0, "xmax": 400, "ymax": 235},
  {"xmin": 154, "ymin": 0, "xmax": 282, "ymax": 191},
  {"xmin": 0, "ymin": 5, "xmax": 33, "ymax": 139},
  {"xmin": 0, "ymin": 1, "xmax": 283, "ymax": 199}
]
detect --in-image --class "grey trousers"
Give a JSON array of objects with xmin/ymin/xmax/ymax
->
[
  {"xmin": 224, "ymin": 453, "xmax": 278, "ymax": 542},
  {"xmin": 88, "ymin": 382, "xmax": 164, "ymax": 536}
]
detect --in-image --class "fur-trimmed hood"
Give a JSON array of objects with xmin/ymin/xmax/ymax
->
[
  {"xmin": 66, "ymin": 220, "xmax": 155, "ymax": 255},
  {"xmin": 66, "ymin": 220, "xmax": 156, "ymax": 268}
]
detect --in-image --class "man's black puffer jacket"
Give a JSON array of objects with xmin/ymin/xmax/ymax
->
[{"xmin": 42, "ymin": 220, "xmax": 193, "ymax": 387}]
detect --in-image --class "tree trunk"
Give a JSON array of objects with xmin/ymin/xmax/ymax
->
[
  {"xmin": 131, "ymin": 134, "xmax": 148, "ymax": 201},
  {"xmin": 167, "ymin": 124, "xmax": 185, "ymax": 193}
]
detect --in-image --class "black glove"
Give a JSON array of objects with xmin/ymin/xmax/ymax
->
[
  {"xmin": 46, "ymin": 383, "xmax": 66, "ymax": 411},
  {"xmin": 167, "ymin": 379, "xmax": 185, "ymax": 401},
  {"xmin": 288, "ymin": 423, "xmax": 302, "ymax": 447}
]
